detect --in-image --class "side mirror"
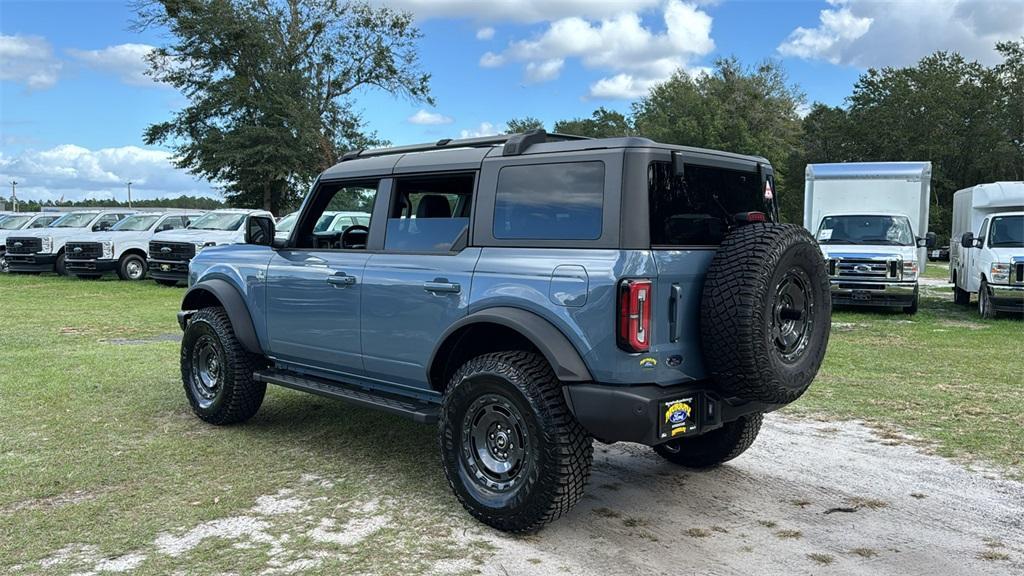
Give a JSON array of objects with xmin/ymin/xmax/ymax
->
[
  {"xmin": 92, "ymin": 222, "xmax": 109, "ymax": 232},
  {"xmin": 671, "ymin": 151, "xmax": 685, "ymax": 177},
  {"xmin": 960, "ymin": 232, "xmax": 975, "ymax": 249},
  {"xmin": 245, "ymin": 215, "xmax": 275, "ymax": 246},
  {"xmin": 925, "ymin": 232, "xmax": 936, "ymax": 249}
]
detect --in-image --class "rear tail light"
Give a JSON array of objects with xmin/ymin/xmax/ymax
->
[
  {"xmin": 734, "ymin": 211, "xmax": 766, "ymax": 224},
  {"xmin": 618, "ymin": 279, "xmax": 652, "ymax": 353}
]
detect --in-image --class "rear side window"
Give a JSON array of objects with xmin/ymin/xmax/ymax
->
[
  {"xmin": 493, "ymin": 161, "xmax": 604, "ymax": 240},
  {"xmin": 648, "ymin": 161, "xmax": 770, "ymax": 246}
]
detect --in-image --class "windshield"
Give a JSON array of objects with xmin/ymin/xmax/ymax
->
[
  {"xmin": 188, "ymin": 212, "xmax": 245, "ymax": 231},
  {"xmin": 112, "ymin": 215, "xmax": 161, "ymax": 231},
  {"xmin": 989, "ymin": 215, "xmax": 1024, "ymax": 248},
  {"xmin": 817, "ymin": 215, "xmax": 914, "ymax": 246},
  {"xmin": 50, "ymin": 212, "xmax": 100, "ymax": 228},
  {"xmin": 316, "ymin": 213, "xmax": 342, "ymax": 232},
  {"xmin": 0, "ymin": 215, "xmax": 32, "ymax": 229},
  {"xmin": 277, "ymin": 213, "xmax": 298, "ymax": 234}
]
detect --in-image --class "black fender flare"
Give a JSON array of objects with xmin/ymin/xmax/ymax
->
[
  {"xmin": 429, "ymin": 307, "xmax": 593, "ymax": 383},
  {"xmin": 180, "ymin": 278, "xmax": 261, "ymax": 354}
]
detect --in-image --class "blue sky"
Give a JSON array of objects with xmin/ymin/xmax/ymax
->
[{"xmin": 1, "ymin": 0, "xmax": 1021, "ymax": 202}]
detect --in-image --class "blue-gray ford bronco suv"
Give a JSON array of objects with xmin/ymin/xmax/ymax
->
[{"xmin": 177, "ymin": 131, "xmax": 831, "ymax": 532}]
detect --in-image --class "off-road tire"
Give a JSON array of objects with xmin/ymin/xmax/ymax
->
[
  {"xmin": 978, "ymin": 280, "xmax": 997, "ymax": 319},
  {"xmin": 903, "ymin": 291, "xmax": 919, "ymax": 315},
  {"xmin": 701, "ymin": 223, "xmax": 831, "ymax": 404},
  {"xmin": 117, "ymin": 254, "xmax": 147, "ymax": 281},
  {"xmin": 653, "ymin": 413, "xmax": 763, "ymax": 468},
  {"xmin": 155, "ymin": 279, "xmax": 179, "ymax": 287},
  {"xmin": 440, "ymin": 351, "xmax": 593, "ymax": 533},
  {"xmin": 54, "ymin": 252, "xmax": 67, "ymax": 276},
  {"xmin": 181, "ymin": 307, "xmax": 265, "ymax": 425}
]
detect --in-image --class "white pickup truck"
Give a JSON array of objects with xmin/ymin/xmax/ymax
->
[
  {"xmin": 804, "ymin": 162, "xmax": 935, "ymax": 314},
  {"xmin": 4, "ymin": 210, "xmax": 136, "ymax": 275},
  {"xmin": 64, "ymin": 211, "xmax": 204, "ymax": 281},
  {"xmin": 950, "ymin": 182, "xmax": 1024, "ymax": 318},
  {"xmin": 0, "ymin": 212, "xmax": 63, "ymax": 272}
]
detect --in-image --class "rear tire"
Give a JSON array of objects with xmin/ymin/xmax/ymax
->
[
  {"xmin": 700, "ymin": 223, "xmax": 831, "ymax": 404},
  {"xmin": 953, "ymin": 273, "xmax": 970, "ymax": 305},
  {"xmin": 117, "ymin": 254, "xmax": 147, "ymax": 281},
  {"xmin": 439, "ymin": 351, "xmax": 593, "ymax": 533},
  {"xmin": 654, "ymin": 413, "xmax": 763, "ymax": 469},
  {"xmin": 181, "ymin": 307, "xmax": 265, "ymax": 425}
]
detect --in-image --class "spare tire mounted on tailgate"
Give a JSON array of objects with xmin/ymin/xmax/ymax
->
[{"xmin": 701, "ymin": 223, "xmax": 831, "ymax": 404}]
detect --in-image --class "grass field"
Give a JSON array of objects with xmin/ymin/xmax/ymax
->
[{"xmin": 0, "ymin": 271, "xmax": 1021, "ymax": 573}]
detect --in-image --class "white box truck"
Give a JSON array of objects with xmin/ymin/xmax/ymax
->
[
  {"xmin": 804, "ymin": 162, "xmax": 935, "ymax": 314},
  {"xmin": 950, "ymin": 181, "xmax": 1024, "ymax": 318}
]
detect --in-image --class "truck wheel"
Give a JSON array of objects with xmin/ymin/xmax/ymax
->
[
  {"xmin": 181, "ymin": 307, "xmax": 265, "ymax": 425},
  {"xmin": 903, "ymin": 291, "xmax": 919, "ymax": 315},
  {"xmin": 439, "ymin": 351, "xmax": 593, "ymax": 533},
  {"xmin": 653, "ymin": 413, "xmax": 763, "ymax": 468},
  {"xmin": 55, "ymin": 252, "xmax": 67, "ymax": 276},
  {"xmin": 978, "ymin": 280, "xmax": 998, "ymax": 319},
  {"xmin": 954, "ymin": 285, "xmax": 970, "ymax": 305},
  {"xmin": 701, "ymin": 223, "xmax": 831, "ymax": 404},
  {"xmin": 155, "ymin": 279, "xmax": 179, "ymax": 287},
  {"xmin": 117, "ymin": 254, "xmax": 147, "ymax": 281}
]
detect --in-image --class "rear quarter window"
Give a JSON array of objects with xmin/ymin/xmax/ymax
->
[{"xmin": 493, "ymin": 161, "xmax": 604, "ymax": 240}]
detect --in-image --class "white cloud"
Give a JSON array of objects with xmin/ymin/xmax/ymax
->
[
  {"xmin": 525, "ymin": 58, "xmax": 564, "ymax": 83},
  {"xmin": 0, "ymin": 145, "xmax": 217, "ymax": 202},
  {"xmin": 481, "ymin": 0, "xmax": 715, "ymax": 98},
  {"xmin": 459, "ymin": 122, "xmax": 499, "ymax": 138},
  {"xmin": 0, "ymin": 34, "xmax": 62, "ymax": 90},
  {"xmin": 778, "ymin": 0, "xmax": 1024, "ymax": 67},
  {"xmin": 407, "ymin": 109, "xmax": 454, "ymax": 125},
  {"xmin": 377, "ymin": 0, "xmax": 663, "ymax": 23},
  {"xmin": 476, "ymin": 27, "xmax": 495, "ymax": 40},
  {"xmin": 67, "ymin": 43, "xmax": 159, "ymax": 86}
]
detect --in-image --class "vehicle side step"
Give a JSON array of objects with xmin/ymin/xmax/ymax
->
[{"xmin": 254, "ymin": 369, "xmax": 439, "ymax": 424}]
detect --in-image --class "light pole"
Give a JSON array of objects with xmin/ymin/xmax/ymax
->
[
  {"xmin": 10, "ymin": 180, "xmax": 17, "ymax": 212},
  {"xmin": 126, "ymin": 181, "xmax": 133, "ymax": 209}
]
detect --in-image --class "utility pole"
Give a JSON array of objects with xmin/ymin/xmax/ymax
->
[
  {"xmin": 10, "ymin": 180, "xmax": 17, "ymax": 212},
  {"xmin": 127, "ymin": 181, "xmax": 133, "ymax": 209}
]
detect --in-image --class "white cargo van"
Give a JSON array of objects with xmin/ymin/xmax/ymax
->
[
  {"xmin": 804, "ymin": 162, "xmax": 935, "ymax": 314},
  {"xmin": 950, "ymin": 182, "xmax": 1024, "ymax": 318}
]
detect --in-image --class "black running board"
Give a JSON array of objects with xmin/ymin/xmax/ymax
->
[{"xmin": 254, "ymin": 369, "xmax": 439, "ymax": 423}]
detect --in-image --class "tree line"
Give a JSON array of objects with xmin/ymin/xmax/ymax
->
[
  {"xmin": 137, "ymin": 1, "xmax": 1023, "ymax": 242},
  {"xmin": 8, "ymin": 195, "xmax": 226, "ymax": 213}
]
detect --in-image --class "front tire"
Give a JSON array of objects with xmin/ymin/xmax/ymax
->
[
  {"xmin": 181, "ymin": 307, "xmax": 265, "ymax": 425},
  {"xmin": 654, "ymin": 413, "xmax": 763, "ymax": 468},
  {"xmin": 903, "ymin": 291, "xmax": 919, "ymax": 315},
  {"xmin": 439, "ymin": 351, "xmax": 593, "ymax": 533},
  {"xmin": 979, "ymin": 280, "xmax": 998, "ymax": 319},
  {"xmin": 55, "ymin": 252, "xmax": 67, "ymax": 276},
  {"xmin": 118, "ymin": 254, "xmax": 147, "ymax": 281}
]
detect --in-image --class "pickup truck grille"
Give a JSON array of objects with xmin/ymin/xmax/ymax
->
[
  {"xmin": 149, "ymin": 241, "xmax": 195, "ymax": 262},
  {"xmin": 1014, "ymin": 261, "xmax": 1024, "ymax": 285},
  {"xmin": 66, "ymin": 242, "xmax": 102, "ymax": 260},
  {"xmin": 5, "ymin": 237, "xmax": 41, "ymax": 254},
  {"xmin": 832, "ymin": 258, "xmax": 898, "ymax": 280}
]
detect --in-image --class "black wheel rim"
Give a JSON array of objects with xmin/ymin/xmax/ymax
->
[
  {"xmin": 770, "ymin": 267, "xmax": 814, "ymax": 363},
  {"xmin": 461, "ymin": 392, "xmax": 529, "ymax": 492},
  {"xmin": 190, "ymin": 334, "xmax": 224, "ymax": 408}
]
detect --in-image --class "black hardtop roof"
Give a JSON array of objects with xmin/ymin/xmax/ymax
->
[{"xmin": 320, "ymin": 130, "xmax": 770, "ymax": 180}]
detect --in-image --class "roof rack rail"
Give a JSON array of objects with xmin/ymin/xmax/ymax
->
[{"xmin": 340, "ymin": 129, "xmax": 590, "ymax": 162}]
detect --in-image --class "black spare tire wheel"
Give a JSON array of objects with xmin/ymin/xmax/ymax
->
[{"xmin": 700, "ymin": 223, "xmax": 831, "ymax": 404}]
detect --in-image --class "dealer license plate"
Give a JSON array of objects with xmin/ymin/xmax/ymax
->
[{"xmin": 660, "ymin": 397, "xmax": 699, "ymax": 439}]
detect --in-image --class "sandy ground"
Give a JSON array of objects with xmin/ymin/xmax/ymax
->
[{"xmin": 471, "ymin": 415, "xmax": 1024, "ymax": 576}]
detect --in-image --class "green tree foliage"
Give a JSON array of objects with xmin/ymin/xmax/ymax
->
[
  {"xmin": 995, "ymin": 39, "xmax": 1024, "ymax": 179},
  {"xmin": 553, "ymin": 107, "xmax": 632, "ymax": 138},
  {"xmin": 13, "ymin": 195, "xmax": 226, "ymax": 212},
  {"xmin": 134, "ymin": 0, "xmax": 432, "ymax": 215},
  {"xmin": 504, "ymin": 117, "xmax": 546, "ymax": 133},
  {"xmin": 632, "ymin": 58, "xmax": 805, "ymax": 222}
]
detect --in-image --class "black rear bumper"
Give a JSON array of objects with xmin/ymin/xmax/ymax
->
[{"xmin": 563, "ymin": 382, "xmax": 779, "ymax": 446}]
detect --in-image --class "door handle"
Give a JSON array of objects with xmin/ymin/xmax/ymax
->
[
  {"xmin": 424, "ymin": 281, "xmax": 461, "ymax": 294},
  {"xmin": 669, "ymin": 284, "xmax": 682, "ymax": 343},
  {"xmin": 326, "ymin": 273, "xmax": 357, "ymax": 287}
]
